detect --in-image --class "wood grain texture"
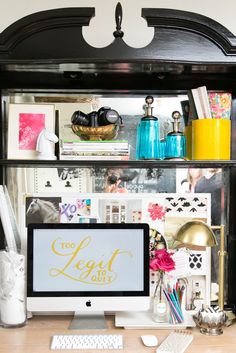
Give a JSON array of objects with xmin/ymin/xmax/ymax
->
[{"xmin": 0, "ymin": 315, "xmax": 235, "ymax": 353}]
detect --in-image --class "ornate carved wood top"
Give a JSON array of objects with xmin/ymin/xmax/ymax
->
[{"xmin": 0, "ymin": 5, "xmax": 236, "ymax": 64}]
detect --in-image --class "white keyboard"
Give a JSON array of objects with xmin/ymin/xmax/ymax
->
[
  {"xmin": 156, "ymin": 331, "xmax": 193, "ymax": 353},
  {"xmin": 50, "ymin": 334, "xmax": 123, "ymax": 350}
]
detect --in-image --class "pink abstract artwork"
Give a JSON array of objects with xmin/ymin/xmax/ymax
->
[
  {"xmin": 147, "ymin": 202, "xmax": 166, "ymax": 221},
  {"xmin": 19, "ymin": 113, "xmax": 45, "ymax": 150}
]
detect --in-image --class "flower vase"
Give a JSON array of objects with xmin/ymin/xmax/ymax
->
[{"xmin": 152, "ymin": 272, "xmax": 168, "ymax": 323}]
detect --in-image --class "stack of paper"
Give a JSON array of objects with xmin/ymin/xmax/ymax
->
[
  {"xmin": 59, "ymin": 140, "xmax": 130, "ymax": 160},
  {"xmin": 190, "ymin": 86, "xmax": 212, "ymax": 119}
]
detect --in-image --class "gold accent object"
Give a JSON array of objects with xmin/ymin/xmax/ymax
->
[
  {"xmin": 175, "ymin": 221, "xmax": 226, "ymax": 310},
  {"xmin": 175, "ymin": 220, "xmax": 217, "ymax": 247},
  {"xmin": 71, "ymin": 124, "xmax": 119, "ymax": 141},
  {"xmin": 212, "ymin": 225, "xmax": 226, "ymax": 311}
]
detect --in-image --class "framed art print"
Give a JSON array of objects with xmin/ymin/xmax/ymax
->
[{"xmin": 7, "ymin": 103, "xmax": 55, "ymax": 159}]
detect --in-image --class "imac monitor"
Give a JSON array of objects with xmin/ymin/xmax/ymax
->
[{"xmin": 27, "ymin": 223, "xmax": 150, "ymax": 327}]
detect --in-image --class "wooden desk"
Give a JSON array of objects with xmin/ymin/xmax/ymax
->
[{"xmin": 0, "ymin": 315, "xmax": 236, "ymax": 353}]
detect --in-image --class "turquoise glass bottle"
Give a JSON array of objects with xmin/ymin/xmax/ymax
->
[
  {"xmin": 165, "ymin": 111, "xmax": 186, "ymax": 159},
  {"xmin": 136, "ymin": 96, "xmax": 161, "ymax": 160}
]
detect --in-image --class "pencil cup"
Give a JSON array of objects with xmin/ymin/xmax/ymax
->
[
  {"xmin": 0, "ymin": 251, "xmax": 26, "ymax": 327},
  {"xmin": 192, "ymin": 119, "xmax": 231, "ymax": 160}
]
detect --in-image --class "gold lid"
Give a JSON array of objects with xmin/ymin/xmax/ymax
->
[
  {"xmin": 145, "ymin": 95, "xmax": 154, "ymax": 118},
  {"xmin": 172, "ymin": 110, "xmax": 181, "ymax": 133}
]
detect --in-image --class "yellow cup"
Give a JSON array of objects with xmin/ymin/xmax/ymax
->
[{"xmin": 192, "ymin": 119, "xmax": 231, "ymax": 160}]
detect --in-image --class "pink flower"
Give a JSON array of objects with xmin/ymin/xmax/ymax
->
[
  {"xmin": 148, "ymin": 203, "xmax": 166, "ymax": 221},
  {"xmin": 150, "ymin": 249, "xmax": 175, "ymax": 272}
]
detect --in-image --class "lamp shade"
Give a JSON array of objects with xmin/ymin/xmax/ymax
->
[{"xmin": 175, "ymin": 220, "xmax": 218, "ymax": 247}]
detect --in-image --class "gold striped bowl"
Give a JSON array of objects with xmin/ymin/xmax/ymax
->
[{"xmin": 71, "ymin": 124, "xmax": 119, "ymax": 141}]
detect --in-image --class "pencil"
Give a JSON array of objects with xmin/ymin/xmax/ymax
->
[{"xmin": 163, "ymin": 288, "xmax": 183, "ymax": 323}]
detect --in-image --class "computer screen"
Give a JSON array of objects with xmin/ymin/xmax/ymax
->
[{"xmin": 27, "ymin": 223, "xmax": 150, "ymax": 316}]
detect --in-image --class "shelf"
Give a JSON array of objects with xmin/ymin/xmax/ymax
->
[{"xmin": 2, "ymin": 159, "xmax": 236, "ymax": 168}]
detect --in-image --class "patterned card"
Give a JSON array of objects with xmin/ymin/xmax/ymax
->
[
  {"xmin": 208, "ymin": 92, "xmax": 232, "ymax": 119},
  {"xmin": 165, "ymin": 194, "xmax": 208, "ymax": 215}
]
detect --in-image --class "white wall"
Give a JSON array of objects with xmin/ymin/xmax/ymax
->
[{"xmin": 0, "ymin": 0, "xmax": 235, "ymax": 48}]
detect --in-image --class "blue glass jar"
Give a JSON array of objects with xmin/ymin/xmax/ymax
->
[
  {"xmin": 165, "ymin": 111, "xmax": 186, "ymax": 159},
  {"xmin": 165, "ymin": 135, "xmax": 186, "ymax": 159},
  {"xmin": 136, "ymin": 96, "xmax": 161, "ymax": 160}
]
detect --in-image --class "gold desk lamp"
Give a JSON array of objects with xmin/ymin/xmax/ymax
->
[{"xmin": 175, "ymin": 220, "xmax": 225, "ymax": 310}]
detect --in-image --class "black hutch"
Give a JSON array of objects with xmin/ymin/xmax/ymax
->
[{"xmin": 0, "ymin": 4, "xmax": 236, "ymax": 308}]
